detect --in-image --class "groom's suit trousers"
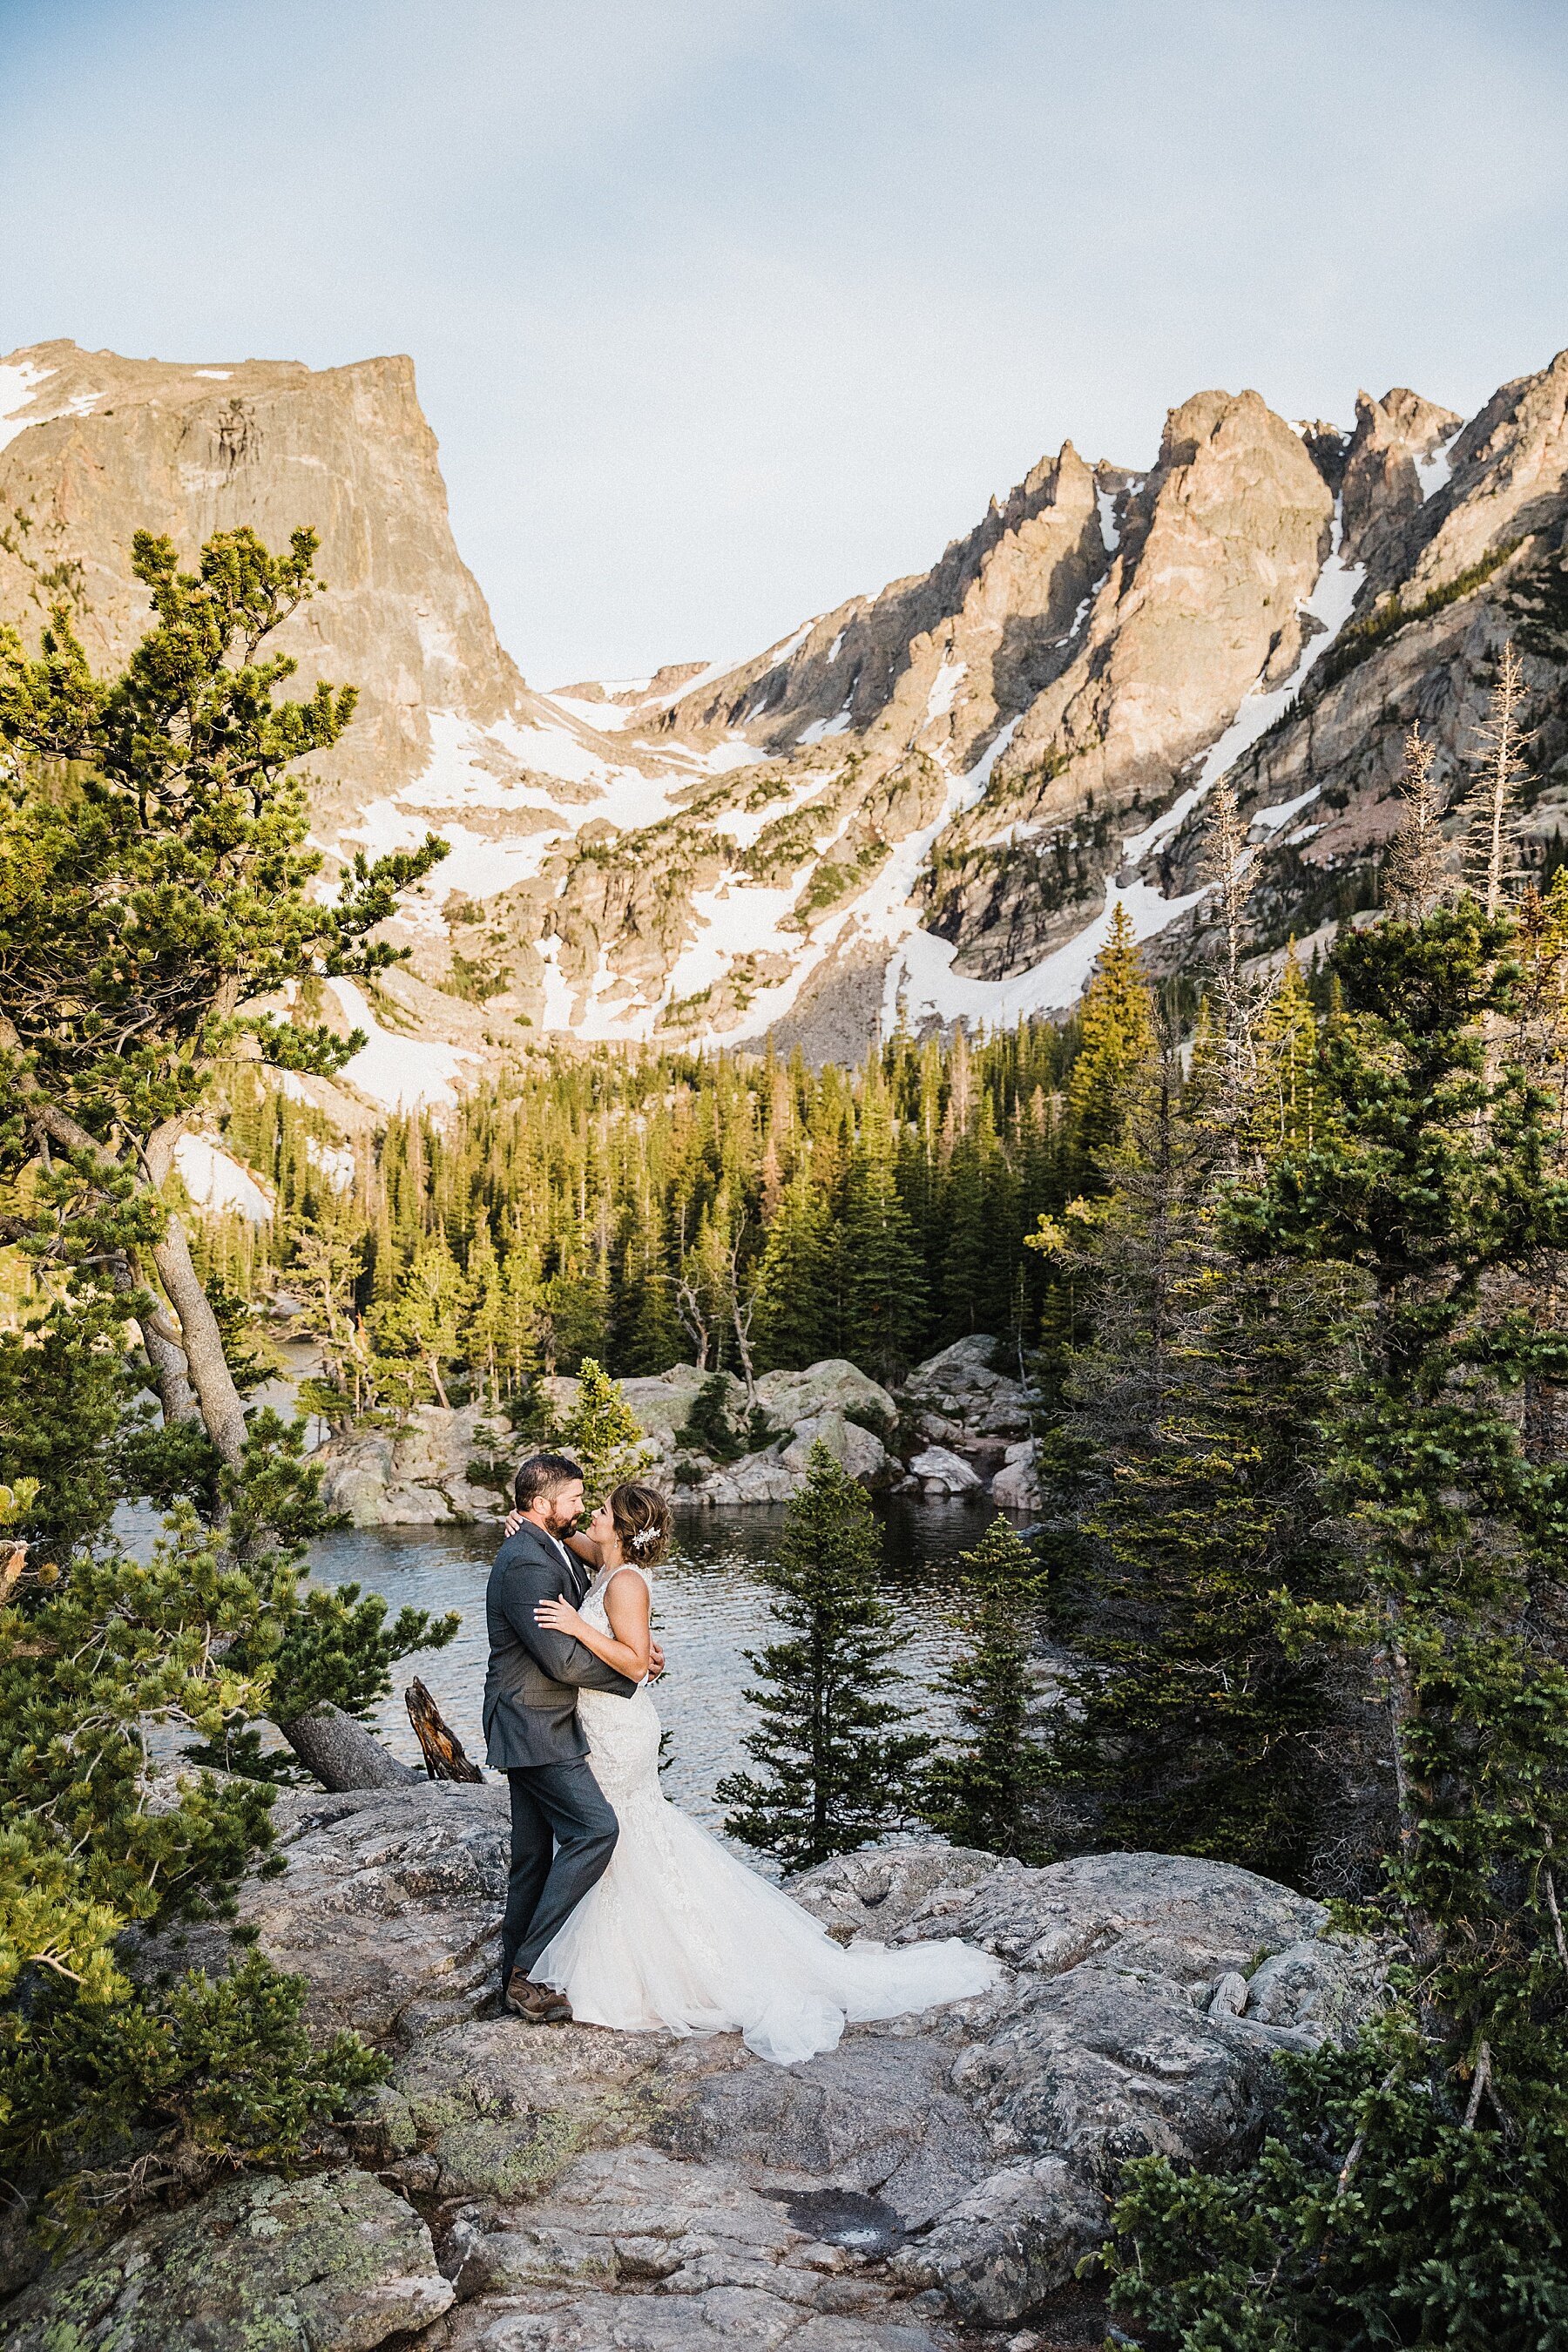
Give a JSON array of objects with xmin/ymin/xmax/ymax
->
[{"xmin": 502, "ymin": 1758, "xmax": 620, "ymax": 1980}]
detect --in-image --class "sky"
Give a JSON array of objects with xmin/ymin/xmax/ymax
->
[{"xmin": 3, "ymin": 0, "xmax": 1567, "ymax": 686}]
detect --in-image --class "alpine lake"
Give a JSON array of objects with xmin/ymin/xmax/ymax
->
[{"xmin": 308, "ymin": 1496, "xmax": 1029, "ymax": 1833}]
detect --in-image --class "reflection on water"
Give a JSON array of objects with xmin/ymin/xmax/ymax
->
[{"xmin": 307, "ymin": 1497, "xmax": 1009, "ymax": 1829}]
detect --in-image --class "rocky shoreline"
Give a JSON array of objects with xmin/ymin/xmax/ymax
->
[
  {"xmin": 312, "ymin": 1335, "xmax": 1046, "ymax": 1527},
  {"xmin": 9, "ymin": 1783, "xmax": 1387, "ymax": 2349}
]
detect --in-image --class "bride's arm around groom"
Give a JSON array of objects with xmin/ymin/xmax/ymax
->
[{"xmin": 482, "ymin": 1451, "xmax": 637, "ymax": 2024}]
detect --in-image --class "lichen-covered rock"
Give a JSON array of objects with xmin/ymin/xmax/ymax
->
[
  {"xmin": 424, "ymin": 2144, "xmax": 959, "ymax": 2349},
  {"xmin": 107, "ymin": 1806, "xmax": 1386, "ymax": 2348},
  {"xmin": 367, "ymin": 2017, "xmax": 654, "ymax": 2203},
  {"xmin": 140, "ymin": 1782, "xmax": 512, "ymax": 2044},
  {"xmin": 4, "ymin": 2169, "xmax": 452, "ymax": 2352},
  {"xmin": 314, "ymin": 1404, "xmax": 506, "ymax": 1526},
  {"xmin": 890, "ymin": 2154, "xmax": 1105, "ymax": 2328},
  {"xmin": 754, "ymin": 1360, "xmax": 899, "ymax": 1431}
]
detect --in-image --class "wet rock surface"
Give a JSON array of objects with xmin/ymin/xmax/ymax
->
[{"xmin": 49, "ymin": 1794, "xmax": 1387, "ymax": 2348}]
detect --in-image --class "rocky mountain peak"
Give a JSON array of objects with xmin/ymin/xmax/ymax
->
[
  {"xmin": 3, "ymin": 335, "xmax": 1565, "ymax": 1079},
  {"xmin": 1340, "ymin": 383, "xmax": 1464, "ymax": 573},
  {"xmin": 0, "ymin": 337, "xmax": 539, "ymax": 840}
]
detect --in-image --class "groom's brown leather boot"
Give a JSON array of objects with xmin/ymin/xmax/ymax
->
[{"xmin": 504, "ymin": 1967, "xmax": 573, "ymax": 2024}]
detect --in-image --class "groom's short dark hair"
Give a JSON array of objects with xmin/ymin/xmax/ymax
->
[{"xmin": 513, "ymin": 1452, "xmax": 583, "ymax": 1512}]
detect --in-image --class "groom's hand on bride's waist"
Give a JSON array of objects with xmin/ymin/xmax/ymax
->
[{"xmin": 647, "ymin": 1639, "xmax": 666, "ymax": 1680}]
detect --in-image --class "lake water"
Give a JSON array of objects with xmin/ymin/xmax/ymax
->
[{"xmin": 308, "ymin": 1496, "xmax": 1018, "ymax": 1831}]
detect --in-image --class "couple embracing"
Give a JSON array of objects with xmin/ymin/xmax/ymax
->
[{"xmin": 483, "ymin": 1451, "xmax": 999, "ymax": 2065}]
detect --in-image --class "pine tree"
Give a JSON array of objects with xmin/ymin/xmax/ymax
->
[
  {"xmin": 1105, "ymin": 895, "xmax": 1568, "ymax": 2346},
  {"xmin": 919, "ymin": 1516, "xmax": 1053, "ymax": 1862},
  {"xmin": 1064, "ymin": 902, "xmax": 1160, "ymax": 1188},
  {"xmin": 549, "ymin": 1357, "xmax": 652, "ymax": 1504},
  {"xmin": 368, "ymin": 1227, "xmax": 469, "ymax": 1407},
  {"xmin": 752, "ymin": 1159, "xmax": 832, "ymax": 1369},
  {"xmin": 841, "ymin": 1110, "xmax": 929, "ymax": 1383},
  {"xmin": 718, "ymin": 1442, "xmax": 931, "ymax": 1868}
]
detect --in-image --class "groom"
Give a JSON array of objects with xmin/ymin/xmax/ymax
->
[{"xmin": 483, "ymin": 1452, "xmax": 661, "ymax": 2023}]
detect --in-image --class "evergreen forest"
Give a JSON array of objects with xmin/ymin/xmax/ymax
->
[{"xmin": 3, "ymin": 528, "xmax": 1567, "ymax": 2348}]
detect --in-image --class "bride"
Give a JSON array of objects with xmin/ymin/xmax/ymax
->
[{"xmin": 530, "ymin": 1480, "xmax": 1000, "ymax": 2065}]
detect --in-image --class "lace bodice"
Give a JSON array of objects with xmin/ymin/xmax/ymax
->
[
  {"xmin": 575, "ymin": 1563, "xmax": 659, "ymax": 1802},
  {"xmin": 578, "ymin": 1560, "xmax": 652, "ymax": 1656}
]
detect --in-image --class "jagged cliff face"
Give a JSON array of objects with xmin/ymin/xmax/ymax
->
[
  {"xmin": 0, "ymin": 340, "xmax": 537, "ymax": 838},
  {"xmin": 3, "ymin": 336, "xmax": 1566, "ymax": 1085}
]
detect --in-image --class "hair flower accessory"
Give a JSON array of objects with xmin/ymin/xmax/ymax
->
[{"xmin": 631, "ymin": 1524, "xmax": 659, "ymax": 1551}]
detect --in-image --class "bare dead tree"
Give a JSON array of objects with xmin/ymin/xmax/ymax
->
[
  {"xmin": 1467, "ymin": 639, "xmax": 1531, "ymax": 915},
  {"xmin": 1385, "ymin": 725, "xmax": 1452, "ymax": 921},
  {"xmin": 727, "ymin": 1231, "xmax": 760, "ymax": 1409},
  {"xmin": 674, "ymin": 1267, "xmax": 711, "ymax": 1370},
  {"xmin": 1201, "ymin": 775, "xmax": 1274, "ymax": 1177}
]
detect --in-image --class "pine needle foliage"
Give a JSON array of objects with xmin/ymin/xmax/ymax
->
[
  {"xmin": 1049, "ymin": 1064, "xmax": 1353, "ymax": 1880},
  {"xmin": 547, "ymin": 1356, "xmax": 652, "ymax": 1504},
  {"xmin": 919, "ymin": 1516, "xmax": 1052, "ymax": 1862},
  {"xmin": 1099, "ymin": 896, "xmax": 1568, "ymax": 2349},
  {"xmin": 719, "ymin": 1441, "xmax": 931, "ymax": 1869}
]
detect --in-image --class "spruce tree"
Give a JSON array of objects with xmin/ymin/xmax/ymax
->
[
  {"xmin": 719, "ymin": 1442, "xmax": 931, "ymax": 1868},
  {"xmin": 549, "ymin": 1357, "xmax": 652, "ymax": 1504},
  {"xmin": 841, "ymin": 1130, "xmax": 929, "ymax": 1382},
  {"xmin": 919, "ymin": 1516, "xmax": 1053, "ymax": 1862},
  {"xmin": 1102, "ymin": 896, "xmax": 1568, "ymax": 2348},
  {"xmin": 1064, "ymin": 902, "xmax": 1160, "ymax": 1189},
  {"xmin": 1052, "ymin": 1087, "xmax": 1353, "ymax": 1878},
  {"xmin": 751, "ymin": 1160, "xmax": 832, "ymax": 1369}
]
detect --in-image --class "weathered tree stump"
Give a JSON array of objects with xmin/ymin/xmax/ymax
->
[{"xmin": 405, "ymin": 1678, "xmax": 483, "ymax": 1781}]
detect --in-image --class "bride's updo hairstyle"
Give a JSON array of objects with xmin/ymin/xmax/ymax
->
[{"xmin": 609, "ymin": 1482, "xmax": 672, "ymax": 1566}]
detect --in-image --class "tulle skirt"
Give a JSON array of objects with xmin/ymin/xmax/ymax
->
[{"xmin": 533, "ymin": 1686, "xmax": 1002, "ymax": 2066}]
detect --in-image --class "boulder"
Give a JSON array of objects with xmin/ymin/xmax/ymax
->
[
  {"xmin": 686, "ymin": 1446, "xmax": 801, "ymax": 1506},
  {"xmin": 99, "ymin": 1803, "xmax": 1385, "ymax": 2345},
  {"xmin": 754, "ymin": 1359, "xmax": 898, "ymax": 1433},
  {"xmin": 783, "ymin": 1409, "xmax": 893, "ymax": 1490},
  {"xmin": 138, "ymin": 1781, "xmax": 513, "ymax": 2045},
  {"xmin": 900, "ymin": 1336, "xmax": 1033, "ymax": 1447},
  {"xmin": 314, "ymin": 1405, "xmax": 507, "ymax": 1527},
  {"xmin": 4, "ymin": 2168, "xmax": 452, "ymax": 2352},
  {"xmin": 909, "ymin": 1444, "xmax": 983, "ymax": 1496},
  {"xmin": 540, "ymin": 1365, "xmax": 730, "ymax": 1450},
  {"xmin": 990, "ymin": 1441, "xmax": 1043, "ymax": 1511}
]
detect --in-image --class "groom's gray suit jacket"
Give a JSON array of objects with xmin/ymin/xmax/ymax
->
[{"xmin": 483, "ymin": 1520, "xmax": 636, "ymax": 1771}]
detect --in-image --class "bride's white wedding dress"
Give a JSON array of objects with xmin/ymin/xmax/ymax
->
[{"xmin": 532, "ymin": 1564, "xmax": 1002, "ymax": 2065}]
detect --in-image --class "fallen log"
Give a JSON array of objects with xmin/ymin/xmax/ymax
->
[
  {"xmin": 279, "ymin": 1700, "xmax": 419, "ymax": 1792},
  {"xmin": 405, "ymin": 1678, "xmax": 484, "ymax": 1781}
]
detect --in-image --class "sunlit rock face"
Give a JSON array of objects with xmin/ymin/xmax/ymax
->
[
  {"xmin": 4, "ymin": 336, "xmax": 1565, "ymax": 1073},
  {"xmin": 78, "ymin": 1788, "xmax": 1385, "ymax": 2348}
]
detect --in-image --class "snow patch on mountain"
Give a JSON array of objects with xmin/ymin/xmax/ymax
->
[
  {"xmin": 924, "ymin": 659, "xmax": 967, "ymax": 725},
  {"xmin": 174, "ymin": 1134, "xmax": 274, "ymax": 1223},
  {"xmin": 0, "ymin": 361, "xmax": 53, "ymax": 454},
  {"xmin": 798, "ymin": 704, "xmax": 854, "ymax": 746},
  {"xmin": 330, "ymin": 979, "xmax": 476, "ymax": 1111},
  {"xmin": 1416, "ymin": 429, "xmax": 1462, "ymax": 501}
]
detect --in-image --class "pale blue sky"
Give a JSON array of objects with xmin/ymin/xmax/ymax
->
[{"xmin": 3, "ymin": 0, "xmax": 1566, "ymax": 683}]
